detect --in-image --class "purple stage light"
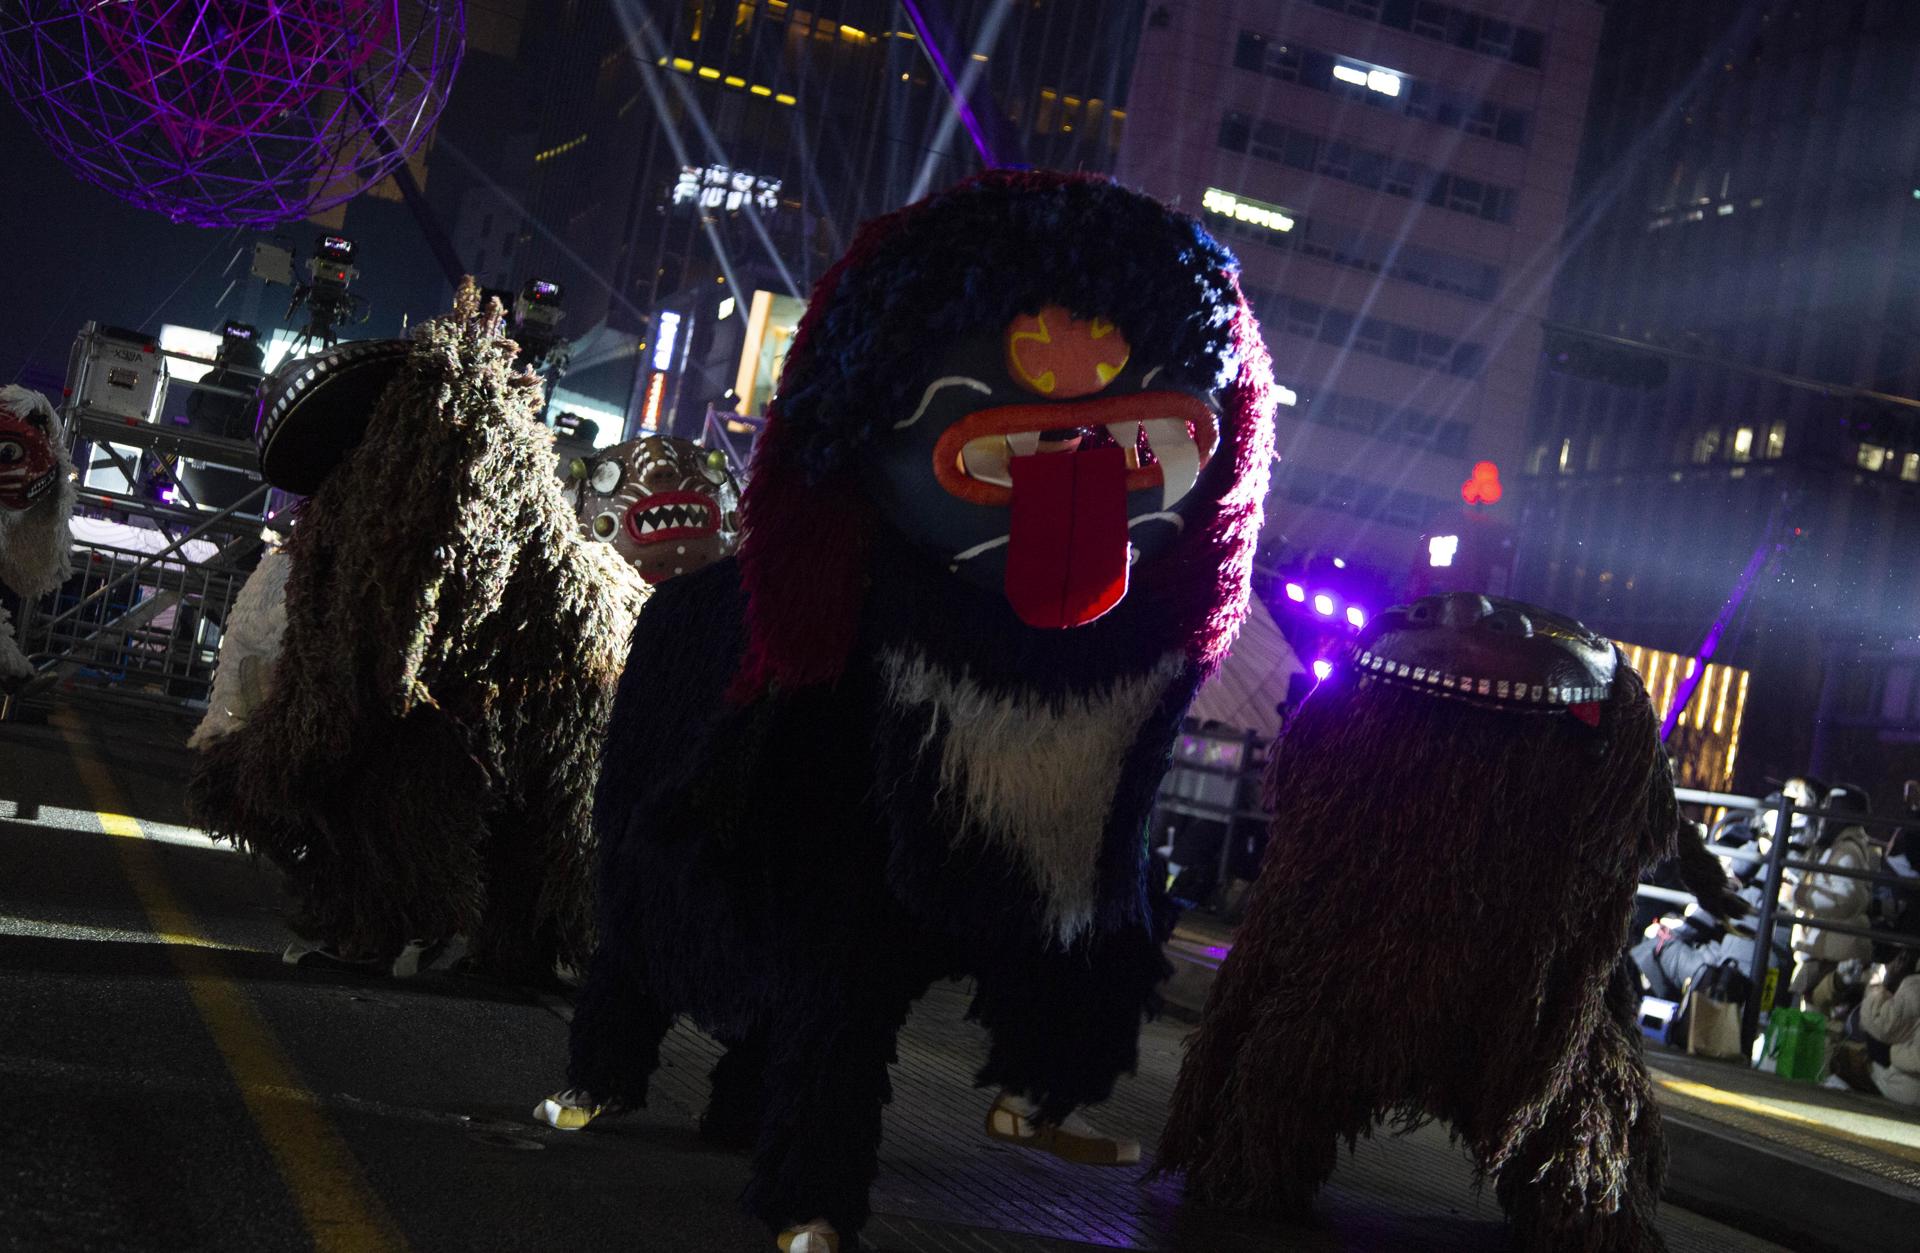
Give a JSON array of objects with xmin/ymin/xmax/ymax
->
[
  {"xmin": 1284, "ymin": 581, "xmax": 1306, "ymax": 602},
  {"xmin": 1311, "ymin": 659, "xmax": 1333, "ymax": 681},
  {"xmin": 0, "ymin": 2, "xmax": 465, "ymax": 228},
  {"xmin": 1312, "ymin": 592, "xmax": 1335, "ymax": 617},
  {"xmin": 1345, "ymin": 605, "xmax": 1366, "ymax": 628}
]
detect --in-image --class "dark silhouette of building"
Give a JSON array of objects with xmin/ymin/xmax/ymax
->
[
  {"xmin": 493, "ymin": 0, "xmax": 1147, "ymax": 436},
  {"xmin": 1514, "ymin": 0, "xmax": 1920, "ymax": 795}
]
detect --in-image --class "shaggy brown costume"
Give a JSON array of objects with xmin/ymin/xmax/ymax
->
[
  {"xmin": 1161, "ymin": 599, "xmax": 1680, "ymax": 1253},
  {"xmin": 191, "ymin": 285, "xmax": 646, "ymax": 979}
]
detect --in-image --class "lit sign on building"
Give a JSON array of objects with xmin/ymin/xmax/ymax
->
[
  {"xmin": 1332, "ymin": 60, "xmax": 1403, "ymax": 97},
  {"xmin": 672, "ymin": 164, "xmax": 783, "ymax": 212},
  {"xmin": 652, "ymin": 310, "xmax": 681, "ymax": 372},
  {"xmin": 642, "ymin": 372, "xmax": 666, "ymax": 427},
  {"xmin": 1200, "ymin": 187, "xmax": 1295, "ymax": 233}
]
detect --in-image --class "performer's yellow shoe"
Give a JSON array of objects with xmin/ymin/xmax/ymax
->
[
  {"xmin": 531, "ymin": 1089, "xmax": 601, "ymax": 1131},
  {"xmin": 984, "ymin": 1091, "xmax": 1141, "ymax": 1166},
  {"xmin": 775, "ymin": 1219, "xmax": 839, "ymax": 1252}
]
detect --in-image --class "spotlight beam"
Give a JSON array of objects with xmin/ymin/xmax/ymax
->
[{"xmin": 897, "ymin": 0, "xmax": 1000, "ymax": 168}]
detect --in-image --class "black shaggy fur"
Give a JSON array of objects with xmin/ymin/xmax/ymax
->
[
  {"xmin": 1159, "ymin": 663, "xmax": 1679, "ymax": 1253},
  {"xmin": 569, "ymin": 172, "xmax": 1275, "ymax": 1248},
  {"xmin": 190, "ymin": 287, "xmax": 646, "ymax": 979}
]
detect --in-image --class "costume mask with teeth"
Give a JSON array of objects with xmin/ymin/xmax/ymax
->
[
  {"xmin": 733, "ymin": 169, "xmax": 1276, "ymax": 697},
  {"xmin": 570, "ymin": 435, "xmax": 741, "ymax": 584},
  {"xmin": 869, "ymin": 309, "xmax": 1224, "ymax": 629}
]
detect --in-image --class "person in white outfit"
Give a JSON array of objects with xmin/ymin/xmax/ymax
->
[
  {"xmin": 1790, "ymin": 784, "xmax": 1879, "ymax": 1006},
  {"xmin": 1834, "ymin": 951, "xmax": 1920, "ymax": 1105}
]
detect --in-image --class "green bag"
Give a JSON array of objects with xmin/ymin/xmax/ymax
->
[{"xmin": 1764, "ymin": 1008, "xmax": 1828, "ymax": 1082}]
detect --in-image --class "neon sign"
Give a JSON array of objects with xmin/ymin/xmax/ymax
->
[
  {"xmin": 1201, "ymin": 187, "xmax": 1295, "ymax": 233},
  {"xmin": 672, "ymin": 163, "xmax": 783, "ymax": 212}
]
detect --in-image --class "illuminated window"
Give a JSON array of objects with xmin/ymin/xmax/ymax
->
[
  {"xmin": 1859, "ymin": 442, "xmax": 1890, "ymax": 471},
  {"xmin": 1765, "ymin": 421, "xmax": 1787, "ymax": 459},
  {"xmin": 1731, "ymin": 426, "xmax": 1754, "ymax": 462},
  {"xmin": 1691, "ymin": 429, "xmax": 1720, "ymax": 463},
  {"xmin": 1904, "ymin": 452, "xmax": 1920, "ymax": 482},
  {"xmin": 1428, "ymin": 534, "xmax": 1459, "ymax": 567},
  {"xmin": 1557, "ymin": 438, "xmax": 1572, "ymax": 473}
]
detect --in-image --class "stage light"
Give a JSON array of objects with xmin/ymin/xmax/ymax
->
[
  {"xmin": 1313, "ymin": 593, "xmax": 1335, "ymax": 616},
  {"xmin": 1428, "ymin": 535, "xmax": 1459, "ymax": 568},
  {"xmin": 1333, "ymin": 557, "xmax": 1346, "ymax": 568},
  {"xmin": 1285, "ymin": 582, "xmax": 1306, "ymax": 602},
  {"xmin": 1312, "ymin": 659, "xmax": 1333, "ymax": 681},
  {"xmin": 1346, "ymin": 606, "xmax": 1366, "ymax": 628}
]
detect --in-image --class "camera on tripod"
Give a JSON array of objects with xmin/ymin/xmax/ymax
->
[
  {"xmin": 511, "ymin": 278, "xmax": 571, "ymax": 381},
  {"xmin": 283, "ymin": 233, "xmax": 368, "ymax": 354}
]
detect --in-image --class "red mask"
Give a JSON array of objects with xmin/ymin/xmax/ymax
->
[{"xmin": 0, "ymin": 406, "xmax": 58, "ymax": 512}]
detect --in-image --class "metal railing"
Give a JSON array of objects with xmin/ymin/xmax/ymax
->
[
  {"xmin": 1658, "ymin": 787, "xmax": 1920, "ymax": 1055},
  {"xmin": 4, "ymin": 358, "xmax": 271, "ymax": 718}
]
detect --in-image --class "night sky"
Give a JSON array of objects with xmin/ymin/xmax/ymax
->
[{"xmin": 0, "ymin": 103, "xmax": 459, "ymax": 391}]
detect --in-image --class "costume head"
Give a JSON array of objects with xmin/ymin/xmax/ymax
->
[
  {"xmin": 0, "ymin": 390, "xmax": 59, "ymax": 512},
  {"xmin": 194, "ymin": 284, "xmax": 646, "ymax": 978},
  {"xmin": 1163, "ymin": 591, "xmax": 1678, "ymax": 1247},
  {"xmin": 0, "ymin": 384, "xmax": 76, "ymax": 600},
  {"xmin": 569, "ymin": 436, "xmax": 740, "ymax": 584},
  {"xmin": 730, "ymin": 170, "xmax": 1275, "ymax": 696}
]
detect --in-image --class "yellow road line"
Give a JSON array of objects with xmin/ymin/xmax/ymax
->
[
  {"xmin": 1656, "ymin": 1075, "xmax": 1920, "ymax": 1167},
  {"xmin": 60, "ymin": 723, "xmax": 408, "ymax": 1253}
]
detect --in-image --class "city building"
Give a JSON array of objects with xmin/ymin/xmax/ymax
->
[
  {"xmin": 1513, "ymin": 0, "xmax": 1920, "ymax": 794},
  {"xmin": 1119, "ymin": 0, "xmax": 1604, "ymax": 590},
  {"xmin": 497, "ymin": 0, "xmax": 1148, "ymax": 440}
]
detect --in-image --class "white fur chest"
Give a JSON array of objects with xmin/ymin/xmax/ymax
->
[{"xmin": 878, "ymin": 646, "xmax": 1186, "ymax": 944}]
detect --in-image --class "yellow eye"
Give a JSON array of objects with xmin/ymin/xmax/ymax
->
[{"xmin": 591, "ymin": 513, "xmax": 619, "ymax": 539}]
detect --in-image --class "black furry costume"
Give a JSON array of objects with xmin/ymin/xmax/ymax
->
[
  {"xmin": 191, "ymin": 287, "xmax": 647, "ymax": 980},
  {"xmin": 1160, "ymin": 594, "xmax": 1743, "ymax": 1253},
  {"xmin": 568, "ymin": 172, "xmax": 1276, "ymax": 1247}
]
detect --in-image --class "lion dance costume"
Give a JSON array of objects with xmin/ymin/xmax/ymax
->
[
  {"xmin": 1161, "ymin": 593, "xmax": 1743, "ymax": 1253},
  {"xmin": 190, "ymin": 286, "xmax": 647, "ymax": 982},
  {"xmin": 563, "ymin": 171, "xmax": 1275, "ymax": 1251},
  {"xmin": 0, "ymin": 385, "xmax": 75, "ymax": 688}
]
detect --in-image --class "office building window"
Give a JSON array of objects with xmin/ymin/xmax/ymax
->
[
  {"xmin": 1903, "ymin": 452, "xmax": 1920, "ymax": 482},
  {"xmin": 1220, "ymin": 112, "xmax": 1517, "ymax": 224},
  {"xmin": 1765, "ymin": 420, "xmax": 1787, "ymax": 459},
  {"xmin": 1859, "ymin": 442, "xmax": 1891, "ymax": 471},
  {"xmin": 1299, "ymin": 0, "xmax": 1549, "ymax": 68},
  {"xmin": 1236, "ymin": 31, "xmax": 1531, "ymax": 147},
  {"xmin": 1731, "ymin": 426, "xmax": 1754, "ymax": 462},
  {"xmin": 1247, "ymin": 285, "xmax": 1487, "ymax": 378}
]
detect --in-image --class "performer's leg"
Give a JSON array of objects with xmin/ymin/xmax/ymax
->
[
  {"xmin": 1487, "ymin": 963, "xmax": 1668, "ymax": 1253},
  {"xmin": 743, "ymin": 971, "xmax": 924, "ymax": 1249},
  {"xmin": 971, "ymin": 922, "xmax": 1166, "ymax": 1116},
  {"xmin": 701, "ymin": 1026, "xmax": 772, "ymax": 1150},
  {"xmin": 563, "ymin": 942, "xmax": 675, "ymax": 1114}
]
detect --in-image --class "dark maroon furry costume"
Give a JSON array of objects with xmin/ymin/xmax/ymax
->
[
  {"xmin": 1160, "ymin": 600, "xmax": 1716, "ymax": 1253},
  {"xmin": 568, "ymin": 171, "xmax": 1274, "ymax": 1245}
]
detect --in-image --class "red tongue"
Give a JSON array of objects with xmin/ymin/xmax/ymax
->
[{"xmin": 1004, "ymin": 444, "xmax": 1130, "ymax": 629}]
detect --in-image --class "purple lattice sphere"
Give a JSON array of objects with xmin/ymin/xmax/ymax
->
[{"xmin": 0, "ymin": 2, "xmax": 465, "ymax": 227}]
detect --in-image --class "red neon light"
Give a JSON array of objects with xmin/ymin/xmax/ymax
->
[
  {"xmin": 1461, "ymin": 460, "xmax": 1502, "ymax": 505},
  {"xmin": 642, "ymin": 372, "xmax": 665, "ymax": 426}
]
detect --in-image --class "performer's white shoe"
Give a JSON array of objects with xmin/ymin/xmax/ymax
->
[
  {"xmin": 531, "ymin": 1088, "xmax": 603, "ymax": 1131},
  {"xmin": 776, "ymin": 1218, "xmax": 838, "ymax": 1252},
  {"xmin": 984, "ymin": 1090, "xmax": 1140, "ymax": 1165}
]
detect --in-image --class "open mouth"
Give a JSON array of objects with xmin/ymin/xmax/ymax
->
[
  {"xmin": 0, "ymin": 465, "xmax": 55, "ymax": 509},
  {"xmin": 923, "ymin": 391, "xmax": 1218, "ymax": 631},
  {"xmin": 931, "ymin": 391, "xmax": 1219, "ymax": 510},
  {"xmin": 623, "ymin": 490, "xmax": 720, "ymax": 545}
]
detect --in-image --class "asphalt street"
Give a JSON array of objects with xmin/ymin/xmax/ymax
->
[{"xmin": 0, "ymin": 698, "xmax": 1788, "ymax": 1252}]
